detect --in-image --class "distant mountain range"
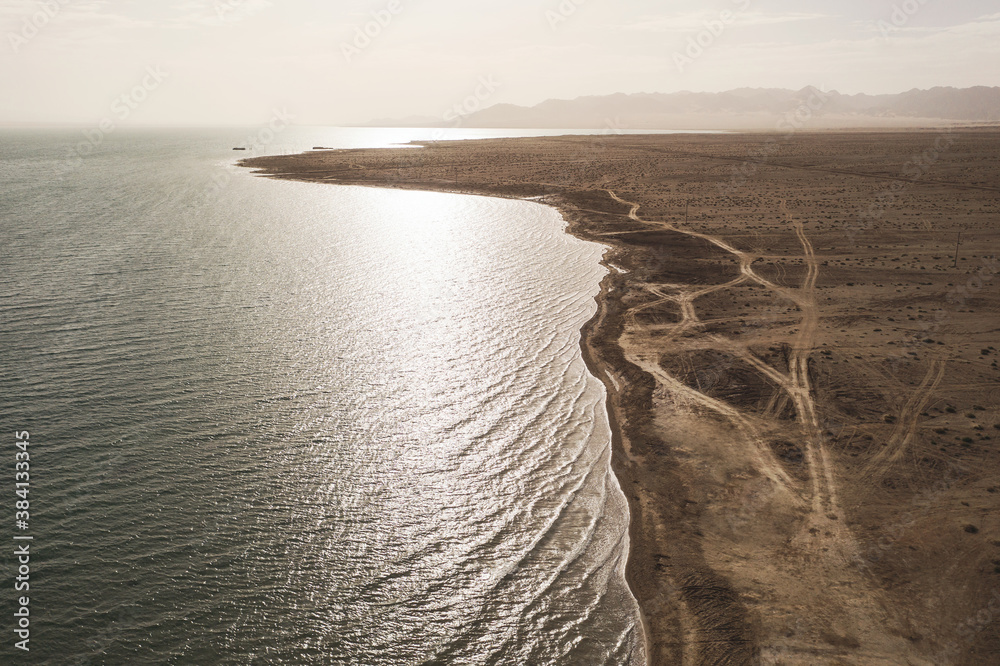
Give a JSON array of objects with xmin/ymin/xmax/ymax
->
[{"xmin": 364, "ymin": 86, "xmax": 1000, "ymax": 130}]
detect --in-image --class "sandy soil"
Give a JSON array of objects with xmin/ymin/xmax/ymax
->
[{"xmin": 242, "ymin": 130, "xmax": 1000, "ymax": 665}]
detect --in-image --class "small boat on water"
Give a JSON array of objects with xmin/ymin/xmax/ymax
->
[{"xmin": 233, "ymin": 147, "xmax": 246, "ymax": 151}]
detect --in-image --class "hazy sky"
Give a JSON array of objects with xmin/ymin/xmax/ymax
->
[{"xmin": 2, "ymin": 0, "xmax": 998, "ymax": 126}]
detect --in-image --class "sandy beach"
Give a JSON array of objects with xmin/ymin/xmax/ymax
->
[{"xmin": 242, "ymin": 130, "xmax": 1000, "ymax": 665}]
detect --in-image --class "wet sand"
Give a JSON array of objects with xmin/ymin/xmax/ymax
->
[{"xmin": 242, "ymin": 130, "xmax": 1000, "ymax": 665}]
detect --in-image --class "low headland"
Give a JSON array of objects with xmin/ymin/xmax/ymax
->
[{"xmin": 242, "ymin": 130, "xmax": 1000, "ymax": 665}]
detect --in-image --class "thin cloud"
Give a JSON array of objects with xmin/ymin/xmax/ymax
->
[
  {"xmin": 0, "ymin": 0, "xmax": 116, "ymax": 23},
  {"xmin": 169, "ymin": 0, "xmax": 273, "ymax": 28},
  {"xmin": 853, "ymin": 11, "xmax": 1000, "ymax": 38},
  {"xmin": 615, "ymin": 12, "xmax": 829, "ymax": 33}
]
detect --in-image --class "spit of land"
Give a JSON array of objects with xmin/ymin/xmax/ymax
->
[{"xmin": 243, "ymin": 130, "xmax": 1000, "ymax": 665}]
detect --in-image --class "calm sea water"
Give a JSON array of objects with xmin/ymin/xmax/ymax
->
[{"xmin": 0, "ymin": 127, "xmax": 649, "ymax": 665}]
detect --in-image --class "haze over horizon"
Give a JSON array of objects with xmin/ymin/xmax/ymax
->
[{"xmin": 2, "ymin": 0, "xmax": 999, "ymax": 127}]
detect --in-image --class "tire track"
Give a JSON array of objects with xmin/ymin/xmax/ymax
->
[
  {"xmin": 863, "ymin": 360, "xmax": 948, "ymax": 481},
  {"xmin": 607, "ymin": 189, "xmax": 935, "ymax": 664},
  {"xmin": 608, "ymin": 190, "xmax": 835, "ymax": 513}
]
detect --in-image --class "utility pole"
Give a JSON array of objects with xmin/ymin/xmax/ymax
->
[
  {"xmin": 953, "ymin": 232, "xmax": 962, "ymax": 268},
  {"xmin": 685, "ymin": 197, "xmax": 690, "ymax": 225}
]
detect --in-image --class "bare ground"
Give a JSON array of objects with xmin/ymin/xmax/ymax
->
[{"xmin": 242, "ymin": 130, "xmax": 1000, "ymax": 665}]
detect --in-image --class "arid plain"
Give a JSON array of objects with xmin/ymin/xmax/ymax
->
[{"xmin": 244, "ymin": 130, "xmax": 1000, "ymax": 665}]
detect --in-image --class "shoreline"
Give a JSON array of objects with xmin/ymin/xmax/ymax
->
[
  {"xmin": 236, "ymin": 155, "xmax": 656, "ymax": 657},
  {"xmin": 241, "ymin": 130, "xmax": 1000, "ymax": 664},
  {"xmin": 577, "ymin": 261, "xmax": 654, "ymax": 665},
  {"xmin": 521, "ymin": 193, "xmax": 655, "ymax": 663}
]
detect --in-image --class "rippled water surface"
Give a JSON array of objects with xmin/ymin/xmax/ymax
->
[{"xmin": 0, "ymin": 128, "xmax": 645, "ymax": 664}]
